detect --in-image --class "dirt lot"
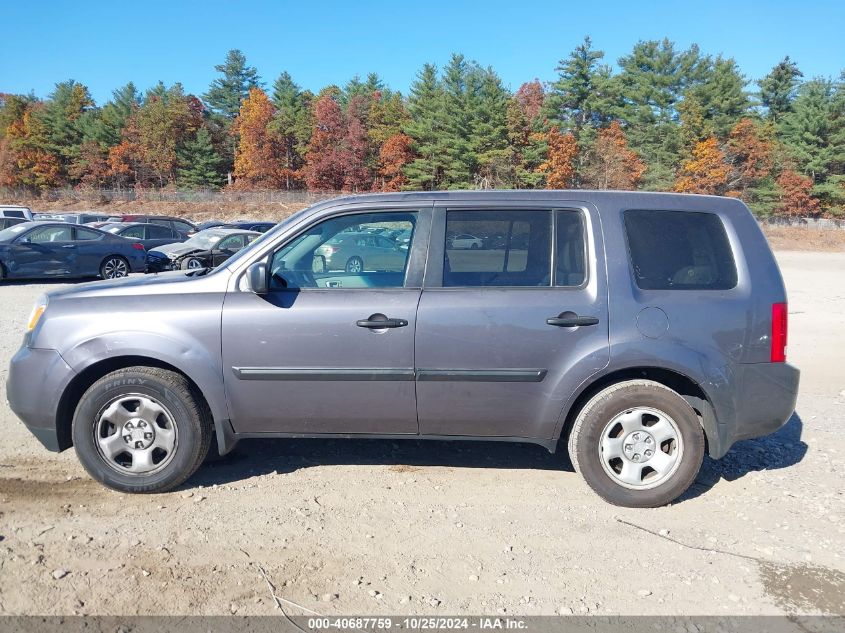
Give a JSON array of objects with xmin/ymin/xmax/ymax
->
[{"xmin": 0, "ymin": 251, "xmax": 843, "ymax": 617}]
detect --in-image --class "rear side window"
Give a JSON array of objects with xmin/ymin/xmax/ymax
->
[
  {"xmin": 75, "ymin": 227, "xmax": 102, "ymax": 241},
  {"xmin": 624, "ymin": 210, "xmax": 737, "ymax": 290},
  {"xmin": 147, "ymin": 225, "xmax": 174, "ymax": 238},
  {"xmin": 443, "ymin": 210, "xmax": 551, "ymax": 287}
]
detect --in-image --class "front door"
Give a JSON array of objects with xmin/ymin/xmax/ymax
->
[
  {"xmin": 415, "ymin": 204, "xmax": 609, "ymax": 439},
  {"xmin": 221, "ymin": 207, "xmax": 429, "ymax": 435},
  {"xmin": 11, "ymin": 224, "xmax": 76, "ymax": 277}
]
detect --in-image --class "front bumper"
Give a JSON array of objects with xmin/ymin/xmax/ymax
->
[{"xmin": 6, "ymin": 346, "xmax": 76, "ymax": 451}]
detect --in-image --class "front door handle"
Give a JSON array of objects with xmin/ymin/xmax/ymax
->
[
  {"xmin": 356, "ymin": 315, "xmax": 408, "ymax": 329},
  {"xmin": 61, "ymin": 244, "xmax": 77, "ymax": 249},
  {"xmin": 546, "ymin": 314, "xmax": 600, "ymax": 327}
]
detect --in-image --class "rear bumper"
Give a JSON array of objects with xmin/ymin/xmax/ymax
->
[
  {"xmin": 712, "ymin": 362, "xmax": 800, "ymax": 458},
  {"xmin": 6, "ymin": 346, "xmax": 76, "ymax": 452}
]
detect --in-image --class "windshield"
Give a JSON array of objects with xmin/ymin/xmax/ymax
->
[
  {"xmin": 0, "ymin": 224, "xmax": 31, "ymax": 241},
  {"xmin": 183, "ymin": 231, "xmax": 227, "ymax": 250}
]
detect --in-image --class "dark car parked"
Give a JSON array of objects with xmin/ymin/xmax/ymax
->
[
  {"xmin": 0, "ymin": 221, "xmax": 146, "ymax": 280},
  {"xmin": 0, "ymin": 217, "xmax": 27, "ymax": 230},
  {"xmin": 197, "ymin": 220, "xmax": 226, "ymax": 231},
  {"xmin": 111, "ymin": 215, "xmax": 197, "ymax": 238},
  {"xmin": 100, "ymin": 222, "xmax": 186, "ymax": 251},
  {"xmin": 34, "ymin": 212, "xmax": 113, "ymax": 225},
  {"xmin": 222, "ymin": 220, "xmax": 276, "ymax": 233},
  {"xmin": 6, "ymin": 191, "xmax": 799, "ymax": 508},
  {"xmin": 146, "ymin": 228, "xmax": 261, "ymax": 272}
]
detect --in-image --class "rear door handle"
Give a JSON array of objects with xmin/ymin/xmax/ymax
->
[
  {"xmin": 546, "ymin": 315, "xmax": 600, "ymax": 327},
  {"xmin": 356, "ymin": 316, "xmax": 408, "ymax": 329}
]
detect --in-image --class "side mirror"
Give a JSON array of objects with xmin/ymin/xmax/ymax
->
[{"xmin": 244, "ymin": 261, "xmax": 268, "ymax": 295}]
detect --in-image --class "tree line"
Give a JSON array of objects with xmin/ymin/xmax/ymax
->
[{"xmin": 1, "ymin": 38, "xmax": 843, "ymax": 217}]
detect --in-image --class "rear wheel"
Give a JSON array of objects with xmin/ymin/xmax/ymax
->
[
  {"xmin": 568, "ymin": 380, "xmax": 704, "ymax": 507},
  {"xmin": 345, "ymin": 256, "xmax": 363, "ymax": 273},
  {"xmin": 100, "ymin": 256, "xmax": 129, "ymax": 279},
  {"xmin": 72, "ymin": 367, "xmax": 212, "ymax": 493}
]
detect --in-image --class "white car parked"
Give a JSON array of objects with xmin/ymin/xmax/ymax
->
[
  {"xmin": 0, "ymin": 205, "xmax": 33, "ymax": 221},
  {"xmin": 448, "ymin": 234, "xmax": 484, "ymax": 249}
]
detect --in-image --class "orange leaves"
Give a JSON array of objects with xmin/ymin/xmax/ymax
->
[
  {"xmin": 583, "ymin": 121, "xmax": 645, "ymax": 190},
  {"xmin": 233, "ymin": 87, "xmax": 284, "ymax": 189},
  {"xmin": 301, "ymin": 93, "xmax": 346, "ymax": 191},
  {"xmin": 776, "ymin": 170, "xmax": 820, "ymax": 216},
  {"xmin": 377, "ymin": 133, "xmax": 414, "ymax": 191},
  {"xmin": 674, "ymin": 137, "xmax": 730, "ymax": 195},
  {"xmin": 538, "ymin": 127, "xmax": 577, "ymax": 189},
  {"xmin": 727, "ymin": 118, "xmax": 773, "ymax": 193}
]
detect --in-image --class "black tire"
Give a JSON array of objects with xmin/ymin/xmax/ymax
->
[
  {"xmin": 345, "ymin": 256, "xmax": 363, "ymax": 273},
  {"xmin": 72, "ymin": 366, "xmax": 213, "ymax": 493},
  {"xmin": 567, "ymin": 380, "xmax": 704, "ymax": 508},
  {"xmin": 0, "ymin": 261, "xmax": 6, "ymax": 281},
  {"xmin": 100, "ymin": 255, "xmax": 129, "ymax": 279},
  {"xmin": 470, "ymin": 243, "xmax": 479, "ymax": 249},
  {"xmin": 181, "ymin": 257, "xmax": 204, "ymax": 270}
]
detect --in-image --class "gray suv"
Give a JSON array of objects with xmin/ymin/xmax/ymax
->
[{"xmin": 6, "ymin": 191, "xmax": 800, "ymax": 507}]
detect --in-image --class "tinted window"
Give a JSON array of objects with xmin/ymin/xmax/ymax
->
[
  {"xmin": 218, "ymin": 235, "xmax": 246, "ymax": 251},
  {"xmin": 121, "ymin": 226, "xmax": 146, "ymax": 239},
  {"xmin": 173, "ymin": 220, "xmax": 194, "ymax": 232},
  {"xmin": 624, "ymin": 210, "xmax": 737, "ymax": 290},
  {"xmin": 26, "ymin": 226, "xmax": 73, "ymax": 242},
  {"xmin": 270, "ymin": 211, "xmax": 417, "ymax": 289},
  {"xmin": 75, "ymin": 227, "xmax": 102, "ymax": 241},
  {"xmin": 150, "ymin": 218, "xmax": 171, "ymax": 228},
  {"xmin": 444, "ymin": 210, "xmax": 551, "ymax": 287},
  {"xmin": 4, "ymin": 210, "xmax": 26, "ymax": 218},
  {"xmin": 555, "ymin": 211, "xmax": 586, "ymax": 287},
  {"xmin": 147, "ymin": 225, "xmax": 174, "ymax": 238}
]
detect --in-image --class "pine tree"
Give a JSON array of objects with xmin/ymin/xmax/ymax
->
[
  {"xmin": 178, "ymin": 127, "xmax": 224, "ymax": 188},
  {"xmin": 779, "ymin": 79, "xmax": 838, "ymax": 182},
  {"xmin": 269, "ymin": 71, "xmax": 310, "ymax": 188},
  {"xmin": 468, "ymin": 66, "xmax": 510, "ymax": 188},
  {"xmin": 439, "ymin": 54, "xmax": 475, "ymax": 188},
  {"xmin": 204, "ymin": 50, "xmax": 261, "ymax": 119},
  {"xmin": 688, "ymin": 57, "xmax": 750, "ymax": 137},
  {"xmin": 545, "ymin": 36, "xmax": 616, "ymax": 134},
  {"xmin": 759, "ymin": 57, "xmax": 803, "ymax": 122},
  {"xmin": 404, "ymin": 63, "xmax": 447, "ymax": 190}
]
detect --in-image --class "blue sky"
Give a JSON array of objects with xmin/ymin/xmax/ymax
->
[{"xmin": 2, "ymin": 0, "xmax": 843, "ymax": 104}]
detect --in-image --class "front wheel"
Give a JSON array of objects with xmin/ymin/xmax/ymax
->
[
  {"xmin": 100, "ymin": 256, "xmax": 129, "ymax": 279},
  {"xmin": 181, "ymin": 257, "xmax": 204, "ymax": 270},
  {"xmin": 345, "ymin": 256, "xmax": 363, "ymax": 273},
  {"xmin": 72, "ymin": 367, "xmax": 212, "ymax": 493},
  {"xmin": 568, "ymin": 380, "xmax": 704, "ymax": 507}
]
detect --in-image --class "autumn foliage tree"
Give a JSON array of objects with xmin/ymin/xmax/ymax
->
[
  {"xmin": 233, "ymin": 88, "xmax": 283, "ymax": 189},
  {"xmin": 726, "ymin": 118, "xmax": 774, "ymax": 197},
  {"xmin": 674, "ymin": 137, "xmax": 731, "ymax": 195},
  {"xmin": 581, "ymin": 121, "xmax": 645, "ymax": 190},
  {"xmin": 302, "ymin": 92, "xmax": 347, "ymax": 191},
  {"xmin": 776, "ymin": 170, "xmax": 821, "ymax": 216},
  {"xmin": 376, "ymin": 133, "xmax": 414, "ymax": 191},
  {"xmin": 538, "ymin": 127, "xmax": 577, "ymax": 188}
]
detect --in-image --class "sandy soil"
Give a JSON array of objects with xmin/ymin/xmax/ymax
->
[{"xmin": 0, "ymin": 252, "xmax": 843, "ymax": 617}]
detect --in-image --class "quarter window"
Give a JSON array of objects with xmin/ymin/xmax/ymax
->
[
  {"xmin": 75, "ymin": 227, "xmax": 102, "ymax": 241},
  {"xmin": 555, "ymin": 210, "xmax": 586, "ymax": 287},
  {"xmin": 443, "ymin": 210, "xmax": 551, "ymax": 287},
  {"xmin": 624, "ymin": 210, "xmax": 737, "ymax": 290}
]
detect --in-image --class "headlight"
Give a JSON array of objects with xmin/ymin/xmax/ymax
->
[{"xmin": 26, "ymin": 295, "xmax": 48, "ymax": 333}]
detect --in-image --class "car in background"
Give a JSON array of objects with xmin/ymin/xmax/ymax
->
[
  {"xmin": 315, "ymin": 231, "xmax": 407, "ymax": 273},
  {"xmin": 34, "ymin": 211, "xmax": 113, "ymax": 225},
  {"xmin": 111, "ymin": 215, "xmax": 197, "ymax": 238},
  {"xmin": 99, "ymin": 222, "xmax": 186, "ymax": 251},
  {"xmin": 146, "ymin": 228, "xmax": 260, "ymax": 272},
  {"xmin": 0, "ymin": 217, "xmax": 27, "ymax": 230},
  {"xmin": 197, "ymin": 220, "xmax": 226, "ymax": 231},
  {"xmin": 0, "ymin": 205, "xmax": 33, "ymax": 221},
  {"xmin": 447, "ymin": 233, "xmax": 484, "ymax": 249},
  {"xmin": 222, "ymin": 220, "xmax": 276, "ymax": 233},
  {"xmin": 0, "ymin": 221, "xmax": 146, "ymax": 281}
]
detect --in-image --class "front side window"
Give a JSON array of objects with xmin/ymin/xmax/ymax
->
[
  {"xmin": 269, "ymin": 211, "xmax": 418, "ymax": 289},
  {"xmin": 218, "ymin": 235, "xmax": 246, "ymax": 251},
  {"xmin": 624, "ymin": 209, "xmax": 737, "ymax": 290},
  {"xmin": 443, "ymin": 210, "xmax": 551, "ymax": 287},
  {"xmin": 25, "ymin": 226, "xmax": 72, "ymax": 243}
]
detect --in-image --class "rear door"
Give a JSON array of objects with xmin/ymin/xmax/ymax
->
[
  {"xmin": 415, "ymin": 202, "xmax": 609, "ymax": 439},
  {"xmin": 73, "ymin": 226, "xmax": 107, "ymax": 275},
  {"xmin": 145, "ymin": 224, "xmax": 179, "ymax": 249},
  {"xmin": 221, "ymin": 206, "xmax": 430, "ymax": 435}
]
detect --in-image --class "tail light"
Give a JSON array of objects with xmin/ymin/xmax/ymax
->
[
  {"xmin": 771, "ymin": 302, "xmax": 787, "ymax": 363},
  {"xmin": 132, "ymin": 243, "xmax": 145, "ymax": 251}
]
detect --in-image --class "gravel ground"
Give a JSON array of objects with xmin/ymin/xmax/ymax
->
[{"xmin": 0, "ymin": 251, "xmax": 843, "ymax": 617}]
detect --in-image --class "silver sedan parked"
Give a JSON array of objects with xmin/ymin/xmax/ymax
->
[{"xmin": 315, "ymin": 231, "xmax": 407, "ymax": 273}]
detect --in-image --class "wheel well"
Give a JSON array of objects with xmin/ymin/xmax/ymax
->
[
  {"xmin": 55, "ymin": 355, "xmax": 212, "ymax": 451},
  {"xmin": 560, "ymin": 367, "xmax": 713, "ymax": 448}
]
